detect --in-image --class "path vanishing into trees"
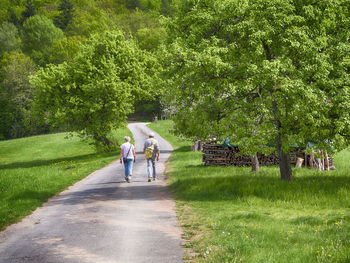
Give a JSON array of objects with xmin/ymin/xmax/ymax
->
[{"xmin": 0, "ymin": 123, "xmax": 183, "ymax": 263}]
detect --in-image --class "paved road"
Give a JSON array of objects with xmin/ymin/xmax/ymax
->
[{"xmin": 0, "ymin": 123, "xmax": 183, "ymax": 263}]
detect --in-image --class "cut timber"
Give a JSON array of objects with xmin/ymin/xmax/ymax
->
[
  {"xmin": 296, "ymin": 158, "xmax": 304, "ymax": 168},
  {"xmin": 202, "ymin": 143, "xmax": 334, "ymax": 168}
]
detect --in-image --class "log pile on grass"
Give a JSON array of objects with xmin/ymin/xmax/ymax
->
[{"xmin": 202, "ymin": 142, "xmax": 334, "ymax": 170}]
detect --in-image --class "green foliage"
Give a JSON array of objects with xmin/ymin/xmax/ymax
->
[
  {"xmin": 7, "ymin": 7, "xmax": 20, "ymax": 28},
  {"xmin": 140, "ymin": 0, "xmax": 161, "ymax": 12},
  {"xmin": 125, "ymin": 0, "xmax": 142, "ymax": 10},
  {"xmin": 0, "ymin": 22, "xmax": 21, "ymax": 55},
  {"xmin": 66, "ymin": 7, "xmax": 111, "ymax": 37},
  {"xmin": 0, "ymin": 0, "xmax": 169, "ymax": 141},
  {"xmin": 163, "ymin": 0, "xmax": 350, "ymax": 180},
  {"xmin": 0, "ymin": 52, "xmax": 36, "ymax": 139},
  {"xmin": 53, "ymin": 0, "xmax": 74, "ymax": 30},
  {"xmin": 114, "ymin": 9, "xmax": 160, "ymax": 34},
  {"xmin": 48, "ymin": 35, "xmax": 86, "ymax": 64},
  {"xmin": 135, "ymin": 27, "xmax": 166, "ymax": 51},
  {"xmin": 21, "ymin": 0, "xmax": 36, "ymax": 23},
  {"xmin": 31, "ymin": 31, "xmax": 158, "ymax": 150},
  {"xmin": 160, "ymin": 0, "xmax": 172, "ymax": 16},
  {"xmin": 22, "ymin": 15, "xmax": 64, "ymax": 66}
]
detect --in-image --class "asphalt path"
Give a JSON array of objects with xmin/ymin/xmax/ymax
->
[{"xmin": 0, "ymin": 123, "xmax": 183, "ymax": 263}]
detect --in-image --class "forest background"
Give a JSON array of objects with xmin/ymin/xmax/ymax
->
[{"xmin": 0, "ymin": 0, "xmax": 170, "ymax": 141}]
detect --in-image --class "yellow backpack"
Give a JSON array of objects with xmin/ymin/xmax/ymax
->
[{"xmin": 145, "ymin": 141, "xmax": 155, "ymax": 159}]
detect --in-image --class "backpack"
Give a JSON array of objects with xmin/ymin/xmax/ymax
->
[{"xmin": 145, "ymin": 141, "xmax": 155, "ymax": 159}]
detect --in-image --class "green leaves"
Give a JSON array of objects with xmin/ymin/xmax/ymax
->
[
  {"xmin": 163, "ymin": 0, "xmax": 350, "ymax": 179},
  {"xmin": 31, "ymin": 30, "xmax": 158, "ymax": 150},
  {"xmin": 22, "ymin": 15, "xmax": 64, "ymax": 66}
]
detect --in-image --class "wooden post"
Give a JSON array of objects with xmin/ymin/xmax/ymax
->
[
  {"xmin": 315, "ymin": 158, "xmax": 323, "ymax": 171},
  {"xmin": 325, "ymin": 151, "xmax": 330, "ymax": 171},
  {"xmin": 310, "ymin": 153, "xmax": 314, "ymax": 169},
  {"xmin": 296, "ymin": 158, "xmax": 304, "ymax": 168},
  {"xmin": 304, "ymin": 152, "xmax": 308, "ymax": 167},
  {"xmin": 321, "ymin": 151, "xmax": 325, "ymax": 171}
]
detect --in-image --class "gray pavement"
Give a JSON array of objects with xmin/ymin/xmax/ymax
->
[{"xmin": 0, "ymin": 123, "xmax": 183, "ymax": 263}]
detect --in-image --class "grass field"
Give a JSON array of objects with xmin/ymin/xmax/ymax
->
[
  {"xmin": 0, "ymin": 127, "xmax": 131, "ymax": 231},
  {"xmin": 149, "ymin": 120, "xmax": 350, "ymax": 263}
]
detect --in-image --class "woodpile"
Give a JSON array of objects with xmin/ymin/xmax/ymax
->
[
  {"xmin": 202, "ymin": 143, "xmax": 278, "ymax": 166},
  {"xmin": 202, "ymin": 142, "xmax": 334, "ymax": 169}
]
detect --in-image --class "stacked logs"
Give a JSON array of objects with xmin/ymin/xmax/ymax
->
[
  {"xmin": 202, "ymin": 143, "xmax": 278, "ymax": 167},
  {"xmin": 202, "ymin": 142, "xmax": 334, "ymax": 169}
]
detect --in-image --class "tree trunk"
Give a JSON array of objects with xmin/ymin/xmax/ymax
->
[
  {"xmin": 192, "ymin": 140, "xmax": 202, "ymax": 151},
  {"xmin": 251, "ymin": 153, "xmax": 259, "ymax": 172},
  {"xmin": 272, "ymin": 100, "xmax": 292, "ymax": 181},
  {"xmin": 304, "ymin": 152, "xmax": 308, "ymax": 167},
  {"xmin": 276, "ymin": 133, "xmax": 292, "ymax": 180},
  {"xmin": 310, "ymin": 153, "xmax": 314, "ymax": 168}
]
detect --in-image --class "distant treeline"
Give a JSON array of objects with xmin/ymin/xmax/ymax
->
[{"xmin": 0, "ymin": 0, "xmax": 171, "ymax": 140}]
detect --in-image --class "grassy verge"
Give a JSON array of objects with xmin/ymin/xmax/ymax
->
[
  {"xmin": 149, "ymin": 120, "xmax": 350, "ymax": 263},
  {"xmin": 0, "ymin": 127, "xmax": 131, "ymax": 231}
]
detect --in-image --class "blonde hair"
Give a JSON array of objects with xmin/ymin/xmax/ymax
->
[{"xmin": 124, "ymin": 136, "xmax": 131, "ymax": 142}]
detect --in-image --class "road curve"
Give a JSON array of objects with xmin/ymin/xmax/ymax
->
[{"xmin": 0, "ymin": 123, "xmax": 183, "ymax": 263}]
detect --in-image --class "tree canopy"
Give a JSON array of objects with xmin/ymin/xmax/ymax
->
[
  {"xmin": 0, "ymin": 0, "xmax": 170, "ymax": 140},
  {"xmin": 163, "ymin": 0, "xmax": 350, "ymax": 180},
  {"xmin": 31, "ymin": 31, "xmax": 159, "ymax": 149}
]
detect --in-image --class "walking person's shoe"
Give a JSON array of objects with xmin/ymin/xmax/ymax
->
[
  {"xmin": 128, "ymin": 175, "xmax": 132, "ymax": 183},
  {"xmin": 148, "ymin": 178, "xmax": 152, "ymax": 182},
  {"xmin": 124, "ymin": 176, "xmax": 128, "ymax": 182},
  {"xmin": 126, "ymin": 176, "xmax": 130, "ymax": 183},
  {"xmin": 152, "ymin": 176, "xmax": 156, "ymax": 181}
]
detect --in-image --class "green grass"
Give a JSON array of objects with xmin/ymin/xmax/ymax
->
[
  {"xmin": 0, "ymin": 127, "xmax": 131, "ymax": 231},
  {"xmin": 149, "ymin": 120, "xmax": 350, "ymax": 263}
]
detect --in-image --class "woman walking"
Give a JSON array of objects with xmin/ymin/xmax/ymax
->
[{"xmin": 120, "ymin": 136, "xmax": 135, "ymax": 183}]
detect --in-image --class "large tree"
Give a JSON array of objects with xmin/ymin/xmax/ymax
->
[
  {"xmin": 0, "ymin": 22, "xmax": 21, "ymax": 55},
  {"xmin": 22, "ymin": 15, "xmax": 64, "ymax": 66},
  {"xmin": 31, "ymin": 31, "xmax": 159, "ymax": 150},
  {"xmin": 54, "ymin": 0, "xmax": 74, "ymax": 30},
  {"xmin": 0, "ymin": 52, "xmax": 36, "ymax": 139},
  {"xmin": 164, "ymin": 0, "xmax": 350, "ymax": 180}
]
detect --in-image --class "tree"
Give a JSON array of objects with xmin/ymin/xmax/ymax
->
[
  {"xmin": 0, "ymin": 22, "xmax": 21, "ymax": 55},
  {"xmin": 21, "ymin": 15, "xmax": 64, "ymax": 66},
  {"xmin": 31, "ymin": 31, "xmax": 159, "ymax": 150},
  {"xmin": 135, "ymin": 27, "xmax": 166, "ymax": 51},
  {"xmin": 8, "ymin": 7, "xmax": 20, "ymax": 29},
  {"xmin": 66, "ymin": 7, "xmax": 111, "ymax": 37},
  {"xmin": 163, "ymin": 0, "xmax": 350, "ymax": 180},
  {"xmin": 48, "ymin": 35, "xmax": 86, "ymax": 64},
  {"xmin": 0, "ymin": 52, "xmax": 36, "ymax": 139},
  {"xmin": 54, "ymin": 0, "xmax": 74, "ymax": 30},
  {"xmin": 160, "ymin": 0, "xmax": 172, "ymax": 16},
  {"xmin": 126, "ymin": 0, "xmax": 141, "ymax": 10},
  {"xmin": 21, "ymin": 0, "xmax": 36, "ymax": 24}
]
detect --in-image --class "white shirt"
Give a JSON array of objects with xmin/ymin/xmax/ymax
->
[{"xmin": 121, "ymin": 142, "xmax": 134, "ymax": 159}]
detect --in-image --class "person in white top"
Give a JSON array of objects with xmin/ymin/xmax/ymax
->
[{"xmin": 119, "ymin": 136, "xmax": 135, "ymax": 183}]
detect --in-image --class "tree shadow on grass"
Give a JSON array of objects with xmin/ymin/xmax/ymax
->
[
  {"xmin": 169, "ymin": 171, "xmax": 350, "ymax": 205},
  {"xmin": 173, "ymin": 146, "xmax": 193, "ymax": 152},
  {"xmin": 0, "ymin": 152, "xmax": 117, "ymax": 170},
  {"xmin": 8, "ymin": 190, "xmax": 53, "ymax": 202}
]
